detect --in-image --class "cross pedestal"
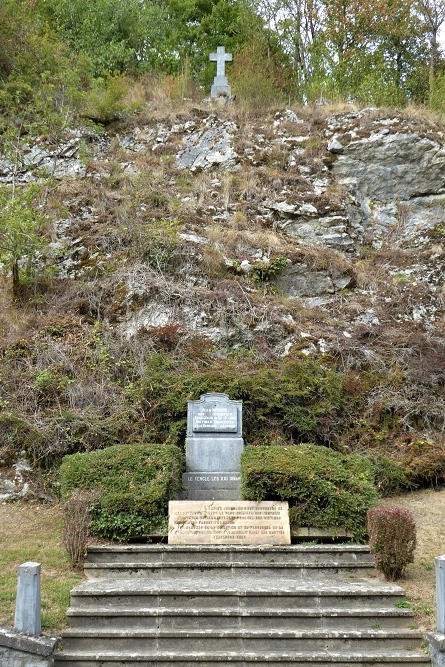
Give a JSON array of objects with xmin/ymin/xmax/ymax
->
[{"xmin": 210, "ymin": 46, "xmax": 232, "ymax": 97}]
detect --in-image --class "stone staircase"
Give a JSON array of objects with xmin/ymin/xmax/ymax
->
[{"xmin": 55, "ymin": 545, "xmax": 431, "ymax": 667}]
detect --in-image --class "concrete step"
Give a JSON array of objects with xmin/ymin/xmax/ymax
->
[
  {"xmin": 66, "ymin": 606, "xmax": 415, "ymax": 631},
  {"xmin": 67, "ymin": 577, "xmax": 409, "ymax": 611},
  {"xmin": 56, "ymin": 545, "xmax": 429, "ymax": 667},
  {"xmin": 83, "ymin": 560, "xmax": 375, "ymax": 579},
  {"xmin": 54, "ymin": 649, "xmax": 431, "ymax": 667},
  {"xmin": 60, "ymin": 628, "xmax": 424, "ymax": 653},
  {"xmin": 86, "ymin": 545, "xmax": 374, "ymax": 566}
]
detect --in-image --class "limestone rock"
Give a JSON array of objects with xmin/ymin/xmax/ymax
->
[
  {"xmin": 177, "ymin": 118, "xmax": 238, "ymax": 171},
  {"xmin": 334, "ymin": 132, "xmax": 445, "ymax": 201},
  {"xmin": 272, "ymin": 263, "xmax": 354, "ymax": 297}
]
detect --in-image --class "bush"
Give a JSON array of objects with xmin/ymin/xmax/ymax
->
[
  {"xmin": 0, "ymin": 412, "xmax": 44, "ymax": 466},
  {"xmin": 241, "ymin": 444, "xmax": 379, "ymax": 541},
  {"xmin": 395, "ymin": 438, "xmax": 445, "ymax": 487},
  {"xmin": 60, "ymin": 442, "xmax": 184, "ymax": 541},
  {"xmin": 62, "ymin": 489, "xmax": 99, "ymax": 568},
  {"xmin": 367, "ymin": 507, "xmax": 416, "ymax": 580},
  {"xmin": 368, "ymin": 453, "xmax": 412, "ymax": 497},
  {"xmin": 127, "ymin": 355, "xmax": 346, "ymax": 448}
]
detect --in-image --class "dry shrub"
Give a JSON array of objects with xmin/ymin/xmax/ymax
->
[
  {"xmin": 367, "ymin": 506, "xmax": 416, "ymax": 580},
  {"xmin": 230, "ymin": 40, "xmax": 290, "ymax": 109},
  {"xmin": 206, "ymin": 221, "xmax": 288, "ymax": 258},
  {"xmin": 296, "ymin": 245, "xmax": 352, "ymax": 275},
  {"xmin": 393, "ymin": 437, "xmax": 445, "ymax": 486},
  {"xmin": 353, "ymin": 259, "xmax": 388, "ymax": 291},
  {"xmin": 137, "ymin": 322, "xmax": 184, "ymax": 351},
  {"xmin": 62, "ymin": 489, "xmax": 100, "ymax": 568}
]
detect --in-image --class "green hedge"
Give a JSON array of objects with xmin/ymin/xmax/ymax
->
[
  {"xmin": 60, "ymin": 443, "xmax": 184, "ymax": 541},
  {"xmin": 241, "ymin": 444, "xmax": 379, "ymax": 541}
]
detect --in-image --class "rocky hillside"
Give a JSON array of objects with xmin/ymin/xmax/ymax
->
[{"xmin": 0, "ymin": 101, "xmax": 444, "ymax": 500}]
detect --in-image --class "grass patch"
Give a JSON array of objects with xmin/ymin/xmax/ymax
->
[{"xmin": 0, "ymin": 502, "xmax": 83, "ymax": 632}]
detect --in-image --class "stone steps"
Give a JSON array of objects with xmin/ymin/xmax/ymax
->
[
  {"xmin": 54, "ymin": 546, "xmax": 430, "ymax": 667},
  {"xmin": 86, "ymin": 545, "xmax": 373, "ymax": 565},
  {"xmin": 60, "ymin": 628, "xmax": 423, "ymax": 652},
  {"xmin": 54, "ymin": 650, "xmax": 430, "ymax": 667},
  {"xmin": 65, "ymin": 577, "xmax": 410, "ymax": 610},
  {"xmin": 66, "ymin": 607, "xmax": 414, "ymax": 630},
  {"xmin": 83, "ymin": 561, "xmax": 375, "ymax": 579}
]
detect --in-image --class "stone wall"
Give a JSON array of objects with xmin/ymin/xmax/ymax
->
[{"xmin": 0, "ymin": 628, "xmax": 58, "ymax": 667}]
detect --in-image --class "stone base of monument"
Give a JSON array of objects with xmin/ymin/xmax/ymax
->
[
  {"xmin": 210, "ymin": 82, "xmax": 231, "ymax": 97},
  {"xmin": 181, "ymin": 472, "xmax": 241, "ymax": 500},
  {"xmin": 168, "ymin": 500, "xmax": 291, "ymax": 545}
]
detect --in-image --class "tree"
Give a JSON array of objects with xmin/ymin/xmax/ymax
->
[
  {"xmin": 415, "ymin": 0, "xmax": 445, "ymax": 95},
  {"xmin": 34, "ymin": 0, "xmax": 147, "ymax": 77},
  {"xmin": 0, "ymin": 185, "xmax": 46, "ymax": 298}
]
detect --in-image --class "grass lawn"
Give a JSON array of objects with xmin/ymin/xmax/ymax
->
[
  {"xmin": 0, "ymin": 502, "xmax": 83, "ymax": 633},
  {"xmin": 378, "ymin": 487, "xmax": 445, "ymax": 631},
  {"xmin": 0, "ymin": 488, "xmax": 444, "ymax": 634}
]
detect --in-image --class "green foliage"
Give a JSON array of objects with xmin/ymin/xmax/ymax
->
[
  {"xmin": 34, "ymin": 0, "xmax": 145, "ymax": 78},
  {"xmin": 59, "ymin": 442, "xmax": 184, "ymax": 541},
  {"xmin": 0, "ymin": 412, "xmax": 44, "ymax": 466},
  {"xmin": 252, "ymin": 256, "xmax": 289, "ymax": 283},
  {"xmin": 81, "ymin": 75, "xmax": 139, "ymax": 123},
  {"xmin": 32, "ymin": 369, "xmax": 75, "ymax": 404},
  {"xmin": 367, "ymin": 453, "xmax": 412, "ymax": 497},
  {"xmin": 126, "ymin": 355, "xmax": 345, "ymax": 447},
  {"xmin": 0, "ymin": 2, "xmax": 85, "ymax": 135},
  {"xmin": 0, "ymin": 184, "xmax": 47, "ymax": 297},
  {"xmin": 367, "ymin": 506, "xmax": 416, "ymax": 580},
  {"xmin": 241, "ymin": 444, "xmax": 379, "ymax": 541}
]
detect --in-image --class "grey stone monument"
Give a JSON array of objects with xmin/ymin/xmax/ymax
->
[
  {"xmin": 182, "ymin": 393, "xmax": 243, "ymax": 500},
  {"xmin": 209, "ymin": 46, "xmax": 232, "ymax": 97}
]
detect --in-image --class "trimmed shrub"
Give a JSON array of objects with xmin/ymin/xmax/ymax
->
[
  {"xmin": 241, "ymin": 444, "xmax": 379, "ymax": 541},
  {"xmin": 60, "ymin": 442, "xmax": 184, "ymax": 541},
  {"xmin": 367, "ymin": 507, "xmax": 416, "ymax": 580}
]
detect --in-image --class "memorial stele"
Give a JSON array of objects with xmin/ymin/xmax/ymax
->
[{"xmin": 168, "ymin": 392, "xmax": 291, "ymax": 545}]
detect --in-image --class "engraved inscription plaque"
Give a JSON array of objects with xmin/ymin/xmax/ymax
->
[
  {"xmin": 168, "ymin": 500, "xmax": 291, "ymax": 545},
  {"xmin": 187, "ymin": 393, "xmax": 242, "ymax": 438},
  {"xmin": 192, "ymin": 402, "xmax": 238, "ymax": 433}
]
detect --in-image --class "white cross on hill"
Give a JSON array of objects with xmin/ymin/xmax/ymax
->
[
  {"xmin": 210, "ymin": 46, "xmax": 232, "ymax": 79},
  {"xmin": 209, "ymin": 46, "xmax": 232, "ymax": 97}
]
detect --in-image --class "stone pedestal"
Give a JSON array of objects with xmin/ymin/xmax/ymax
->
[
  {"xmin": 182, "ymin": 472, "xmax": 241, "ymax": 500},
  {"xmin": 182, "ymin": 393, "xmax": 243, "ymax": 500},
  {"xmin": 211, "ymin": 76, "xmax": 231, "ymax": 98}
]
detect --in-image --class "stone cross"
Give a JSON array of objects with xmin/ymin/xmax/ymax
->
[
  {"xmin": 209, "ymin": 46, "xmax": 232, "ymax": 98},
  {"xmin": 210, "ymin": 46, "xmax": 232, "ymax": 78}
]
